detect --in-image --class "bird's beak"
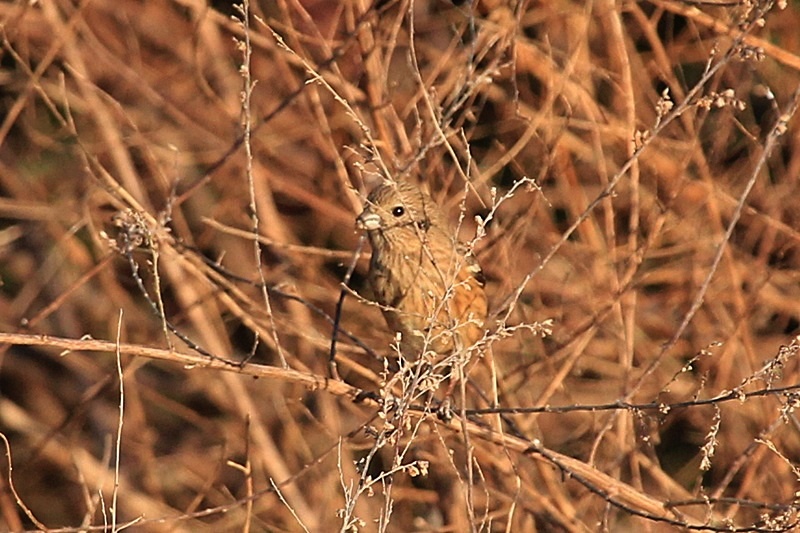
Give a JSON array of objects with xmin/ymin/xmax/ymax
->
[{"xmin": 356, "ymin": 210, "xmax": 381, "ymax": 231}]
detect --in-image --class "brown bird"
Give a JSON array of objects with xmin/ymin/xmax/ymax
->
[{"xmin": 356, "ymin": 180, "xmax": 488, "ymax": 361}]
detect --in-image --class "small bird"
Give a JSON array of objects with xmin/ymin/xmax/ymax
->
[{"xmin": 356, "ymin": 180, "xmax": 488, "ymax": 361}]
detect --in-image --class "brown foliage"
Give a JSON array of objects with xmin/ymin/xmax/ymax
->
[{"xmin": 1, "ymin": 0, "xmax": 800, "ymax": 531}]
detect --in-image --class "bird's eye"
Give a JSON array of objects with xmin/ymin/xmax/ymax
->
[{"xmin": 391, "ymin": 206, "xmax": 405, "ymax": 217}]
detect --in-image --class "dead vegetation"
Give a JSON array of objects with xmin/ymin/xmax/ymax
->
[{"xmin": 2, "ymin": 0, "xmax": 800, "ymax": 531}]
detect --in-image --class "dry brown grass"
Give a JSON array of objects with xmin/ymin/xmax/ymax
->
[{"xmin": 2, "ymin": 0, "xmax": 800, "ymax": 531}]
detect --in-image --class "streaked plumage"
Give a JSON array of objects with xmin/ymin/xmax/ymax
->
[{"xmin": 357, "ymin": 180, "xmax": 487, "ymax": 359}]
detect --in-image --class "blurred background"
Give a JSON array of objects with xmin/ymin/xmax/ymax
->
[{"xmin": 1, "ymin": 0, "xmax": 800, "ymax": 531}]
